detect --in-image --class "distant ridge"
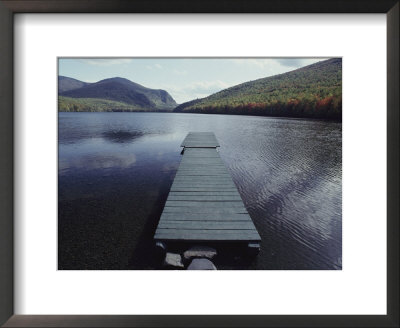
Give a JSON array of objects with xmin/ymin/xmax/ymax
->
[
  {"xmin": 174, "ymin": 58, "xmax": 342, "ymax": 120},
  {"xmin": 58, "ymin": 76, "xmax": 88, "ymax": 93},
  {"xmin": 58, "ymin": 76, "xmax": 177, "ymax": 112}
]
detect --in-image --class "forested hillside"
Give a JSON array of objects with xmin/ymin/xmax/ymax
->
[
  {"xmin": 58, "ymin": 96, "xmax": 150, "ymax": 112},
  {"xmin": 174, "ymin": 58, "xmax": 342, "ymax": 120}
]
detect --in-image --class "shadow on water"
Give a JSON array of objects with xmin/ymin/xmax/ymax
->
[
  {"xmin": 102, "ymin": 130, "xmax": 144, "ymax": 143},
  {"xmin": 127, "ymin": 176, "xmax": 172, "ymax": 269}
]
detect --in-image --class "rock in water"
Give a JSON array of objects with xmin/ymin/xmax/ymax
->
[
  {"xmin": 187, "ymin": 258, "xmax": 217, "ymax": 270},
  {"xmin": 163, "ymin": 252, "xmax": 184, "ymax": 269},
  {"xmin": 183, "ymin": 246, "xmax": 217, "ymax": 262}
]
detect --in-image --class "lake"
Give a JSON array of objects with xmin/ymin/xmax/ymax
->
[{"xmin": 58, "ymin": 112, "xmax": 342, "ymax": 270}]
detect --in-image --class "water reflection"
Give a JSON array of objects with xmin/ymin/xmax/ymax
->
[
  {"xmin": 102, "ymin": 130, "xmax": 144, "ymax": 143},
  {"xmin": 58, "ymin": 112, "xmax": 342, "ymax": 270},
  {"xmin": 59, "ymin": 153, "xmax": 137, "ymax": 172}
]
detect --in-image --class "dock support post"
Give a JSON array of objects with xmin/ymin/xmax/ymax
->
[
  {"xmin": 247, "ymin": 242, "xmax": 260, "ymax": 256},
  {"xmin": 155, "ymin": 241, "xmax": 167, "ymax": 258}
]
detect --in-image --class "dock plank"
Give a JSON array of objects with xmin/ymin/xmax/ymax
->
[
  {"xmin": 181, "ymin": 132, "xmax": 220, "ymax": 148},
  {"xmin": 162, "ymin": 207, "xmax": 248, "ymax": 214},
  {"xmin": 167, "ymin": 195, "xmax": 242, "ymax": 201},
  {"xmin": 169, "ymin": 191, "xmax": 240, "ymax": 196},
  {"xmin": 158, "ymin": 221, "xmax": 255, "ymax": 230},
  {"xmin": 160, "ymin": 213, "xmax": 251, "ymax": 221},
  {"xmin": 170, "ymin": 188, "xmax": 239, "ymax": 192},
  {"xmin": 155, "ymin": 230, "xmax": 260, "ymax": 241},
  {"xmin": 165, "ymin": 200, "xmax": 244, "ymax": 207}
]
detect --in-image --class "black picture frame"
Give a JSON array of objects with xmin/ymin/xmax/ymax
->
[{"xmin": 0, "ymin": 1, "xmax": 398, "ymax": 327}]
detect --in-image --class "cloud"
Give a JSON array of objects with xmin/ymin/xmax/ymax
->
[
  {"xmin": 186, "ymin": 80, "xmax": 230, "ymax": 92},
  {"xmin": 172, "ymin": 69, "xmax": 188, "ymax": 76},
  {"xmin": 80, "ymin": 79, "xmax": 98, "ymax": 83},
  {"xmin": 162, "ymin": 80, "xmax": 231, "ymax": 103},
  {"xmin": 166, "ymin": 80, "xmax": 230, "ymax": 95},
  {"xmin": 230, "ymin": 58, "xmax": 323, "ymax": 69},
  {"xmin": 230, "ymin": 59, "xmax": 275, "ymax": 69},
  {"xmin": 146, "ymin": 63, "xmax": 163, "ymax": 70},
  {"xmin": 78, "ymin": 59, "xmax": 133, "ymax": 66},
  {"xmin": 275, "ymin": 58, "xmax": 324, "ymax": 67}
]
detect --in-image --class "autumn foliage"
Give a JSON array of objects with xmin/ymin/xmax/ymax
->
[{"xmin": 174, "ymin": 58, "xmax": 342, "ymax": 121}]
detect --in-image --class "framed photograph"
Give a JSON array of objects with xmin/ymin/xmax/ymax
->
[{"xmin": 0, "ymin": 0, "xmax": 398, "ymax": 327}]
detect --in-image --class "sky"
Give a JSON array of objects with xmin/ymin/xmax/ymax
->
[{"xmin": 58, "ymin": 58, "xmax": 326, "ymax": 104}]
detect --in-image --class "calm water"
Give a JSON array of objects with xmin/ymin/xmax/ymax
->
[{"xmin": 58, "ymin": 112, "xmax": 342, "ymax": 270}]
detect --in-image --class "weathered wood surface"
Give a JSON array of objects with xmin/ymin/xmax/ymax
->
[
  {"xmin": 181, "ymin": 132, "xmax": 220, "ymax": 148},
  {"xmin": 154, "ymin": 132, "xmax": 261, "ymax": 242}
]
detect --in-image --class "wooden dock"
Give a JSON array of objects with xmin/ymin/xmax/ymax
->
[{"xmin": 154, "ymin": 132, "xmax": 261, "ymax": 248}]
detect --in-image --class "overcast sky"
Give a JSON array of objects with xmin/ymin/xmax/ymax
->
[{"xmin": 58, "ymin": 58, "xmax": 326, "ymax": 104}]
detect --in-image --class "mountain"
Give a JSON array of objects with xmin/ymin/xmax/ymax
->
[
  {"xmin": 58, "ymin": 76, "xmax": 177, "ymax": 112},
  {"xmin": 58, "ymin": 76, "xmax": 88, "ymax": 93},
  {"xmin": 174, "ymin": 58, "xmax": 342, "ymax": 120}
]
